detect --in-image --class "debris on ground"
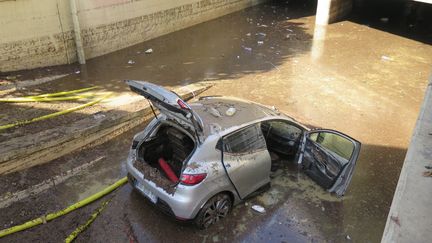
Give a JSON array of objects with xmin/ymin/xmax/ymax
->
[
  {"xmin": 127, "ymin": 60, "xmax": 135, "ymax": 64},
  {"xmin": 346, "ymin": 235, "xmax": 351, "ymax": 240},
  {"xmin": 145, "ymin": 48, "xmax": 153, "ymax": 54},
  {"xmin": 93, "ymin": 112, "xmax": 106, "ymax": 119},
  {"xmin": 75, "ymin": 70, "xmax": 81, "ymax": 74},
  {"xmin": 257, "ymin": 41, "xmax": 264, "ymax": 45},
  {"xmin": 422, "ymin": 170, "xmax": 432, "ymax": 177},
  {"xmin": 246, "ymin": 33, "xmax": 251, "ymax": 37},
  {"xmin": 257, "ymin": 32, "xmax": 266, "ymax": 37},
  {"xmin": 251, "ymin": 205, "xmax": 266, "ymax": 213}
]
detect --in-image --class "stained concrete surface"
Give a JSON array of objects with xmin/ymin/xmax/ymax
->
[{"xmin": 0, "ymin": 1, "xmax": 432, "ymax": 242}]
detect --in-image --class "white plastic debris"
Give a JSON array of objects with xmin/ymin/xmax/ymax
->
[
  {"xmin": 257, "ymin": 41, "xmax": 264, "ymax": 45},
  {"xmin": 346, "ymin": 235, "xmax": 351, "ymax": 240},
  {"xmin": 226, "ymin": 107, "xmax": 236, "ymax": 116},
  {"xmin": 251, "ymin": 205, "xmax": 266, "ymax": 213},
  {"xmin": 236, "ymin": 56, "xmax": 240, "ymax": 59},
  {"xmin": 257, "ymin": 32, "xmax": 266, "ymax": 37},
  {"xmin": 287, "ymin": 29, "xmax": 293, "ymax": 32},
  {"xmin": 380, "ymin": 17, "xmax": 389, "ymax": 23},
  {"xmin": 145, "ymin": 48, "xmax": 153, "ymax": 54},
  {"xmin": 381, "ymin": 55, "xmax": 393, "ymax": 61},
  {"xmin": 243, "ymin": 46, "xmax": 252, "ymax": 52},
  {"xmin": 127, "ymin": 60, "xmax": 135, "ymax": 64},
  {"xmin": 74, "ymin": 70, "xmax": 81, "ymax": 74},
  {"xmin": 246, "ymin": 33, "xmax": 251, "ymax": 37},
  {"xmin": 260, "ymin": 24, "xmax": 268, "ymax": 28}
]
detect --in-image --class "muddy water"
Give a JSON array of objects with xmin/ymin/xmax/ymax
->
[{"xmin": 1, "ymin": 1, "xmax": 432, "ymax": 242}]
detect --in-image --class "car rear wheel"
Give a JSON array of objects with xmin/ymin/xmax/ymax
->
[{"xmin": 195, "ymin": 193, "xmax": 232, "ymax": 229}]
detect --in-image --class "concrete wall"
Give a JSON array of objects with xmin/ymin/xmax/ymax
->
[
  {"xmin": 316, "ymin": 0, "xmax": 353, "ymax": 25},
  {"xmin": 0, "ymin": 0, "xmax": 264, "ymax": 72}
]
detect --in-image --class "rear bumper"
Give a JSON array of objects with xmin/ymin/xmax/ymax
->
[{"xmin": 126, "ymin": 157, "xmax": 205, "ymax": 219}]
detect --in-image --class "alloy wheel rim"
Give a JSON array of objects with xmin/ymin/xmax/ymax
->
[{"xmin": 202, "ymin": 196, "xmax": 230, "ymax": 228}]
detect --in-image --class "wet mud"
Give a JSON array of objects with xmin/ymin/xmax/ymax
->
[
  {"xmin": 133, "ymin": 160, "xmax": 177, "ymax": 195},
  {"xmin": 0, "ymin": 0, "xmax": 432, "ymax": 242}
]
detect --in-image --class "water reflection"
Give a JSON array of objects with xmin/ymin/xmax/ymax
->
[{"xmin": 311, "ymin": 24, "xmax": 327, "ymax": 61}]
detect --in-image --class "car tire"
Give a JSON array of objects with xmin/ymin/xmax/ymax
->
[{"xmin": 195, "ymin": 193, "xmax": 232, "ymax": 229}]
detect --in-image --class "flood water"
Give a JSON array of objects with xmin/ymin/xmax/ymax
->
[{"xmin": 1, "ymin": 0, "xmax": 431, "ymax": 242}]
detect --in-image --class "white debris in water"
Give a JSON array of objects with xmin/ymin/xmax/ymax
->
[
  {"xmin": 145, "ymin": 48, "xmax": 153, "ymax": 54},
  {"xmin": 346, "ymin": 235, "xmax": 351, "ymax": 240},
  {"xmin": 127, "ymin": 60, "xmax": 135, "ymax": 64},
  {"xmin": 256, "ymin": 32, "xmax": 266, "ymax": 37},
  {"xmin": 257, "ymin": 41, "xmax": 264, "ymax": 45},
  {"xmin": 242, "ymin": 46, "xmax": 252, "ymax": 52},
  {"xmin": 246, "ymin": 33, "xmax": 251, "ymax": 37},
  {"xmin": 75, "ymin": 70, "xmax": 81, "ymax": 74},
  {"xmin": 381, "ymin": 55, "xmax": 393, "ymax": 61},
  {"xmin": 286, "ymin": 29, "xmax": 293, "ymax": 32},
  {"xmin": 380, "ymin": 17, "xmax": 389, "ymax": 23},
  {"xmin": 251, "ymin": 205, "xmax": 266, "ymax": 213}
]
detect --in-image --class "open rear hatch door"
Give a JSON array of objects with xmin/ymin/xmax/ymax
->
[
  {"xmin": 126, "ymin": 80, "xmax": 203, "ymax": 142},
  {"xmin": 298, "ymin": 129, "xmax": 361, "ymax": 197}
]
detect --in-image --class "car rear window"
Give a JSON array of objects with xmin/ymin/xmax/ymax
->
[{"xmin": 221, "ymin": 124, "xmax": 266, "ymax": 154}]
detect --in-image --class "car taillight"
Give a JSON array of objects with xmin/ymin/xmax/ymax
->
[
  {"xmin": 177, "ymin": 99, "xmax": 189, "ymax": 110},
  {"xmin": 180, "ymin": 173, "xmax": 207, "ymax": 185}
]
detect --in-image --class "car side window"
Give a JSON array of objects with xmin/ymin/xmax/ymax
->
[
  {"xmin": 309, "ymin": 132, "xmax": 354, "ymax": 163},
  {"xmin": 221, "ymin": 124, "xmax": 266, "ymax": 154}
]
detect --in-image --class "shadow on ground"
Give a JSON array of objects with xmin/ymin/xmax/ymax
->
[{"xmin": 349, "ymin": 0, "xmax": 432, "ymax": 45}]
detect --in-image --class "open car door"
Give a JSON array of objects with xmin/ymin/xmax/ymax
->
[
  {"xmin": 126, "ymin": 80, "xmax": 203, "ymax": 142},
  {"xmin": 298, "ymin": 129, "xmax": 361, "ymax": 197}
]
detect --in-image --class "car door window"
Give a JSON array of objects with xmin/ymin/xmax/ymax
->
[
  {"xmin": 309, "ymin": 132, "xmax": 354, "ymax": 164},
  {"xmin": 301, "ymin": 130, "xmax": 361, "ymax": 196},
  {"xmin": 223, "ymin": 124, "xmax": 266, "ymax": 154}
]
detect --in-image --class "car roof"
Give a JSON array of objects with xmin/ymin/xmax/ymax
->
[{"xmin": 190, "ymin": 96, "xmax": 280, "ymax": 137}]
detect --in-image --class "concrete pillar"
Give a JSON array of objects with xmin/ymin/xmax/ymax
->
[
  {"xmin": 69, "ymin": 0, "xmax": 86, "ymax": 64},
  {"xmin": 315, "ymin": 0, "xmax": 353, "ymax": 25}
]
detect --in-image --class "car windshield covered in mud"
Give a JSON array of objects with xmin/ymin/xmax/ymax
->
[{"xmin": 125, "ymin": 80, "xmax": 361, "ymax": 229}]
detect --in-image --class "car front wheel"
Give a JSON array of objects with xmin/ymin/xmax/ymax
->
[{"xmin": 195, "ymin": 193, "xmax": 232, "ymax": 229}]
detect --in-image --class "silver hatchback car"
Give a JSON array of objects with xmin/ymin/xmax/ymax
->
[{"xmin": 125, "ymin": 80, "xmax": 361, "ymax": 229}]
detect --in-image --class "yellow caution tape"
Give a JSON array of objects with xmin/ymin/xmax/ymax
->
[
  {"xmin": 64, "ymin": 198, "xmax": 112, "ymax": 243},
  {"xmin": 0, "ymin": 92, "xmax": 111, "ymax": 131},
  {"xmin": 0, "ymin": 177, "xmax": 128, "ymax": 238}
]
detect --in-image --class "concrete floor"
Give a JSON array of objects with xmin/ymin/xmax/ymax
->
[{"xmin": 0, "ymin": 1, "xmax": 431, "ymax": 242}]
